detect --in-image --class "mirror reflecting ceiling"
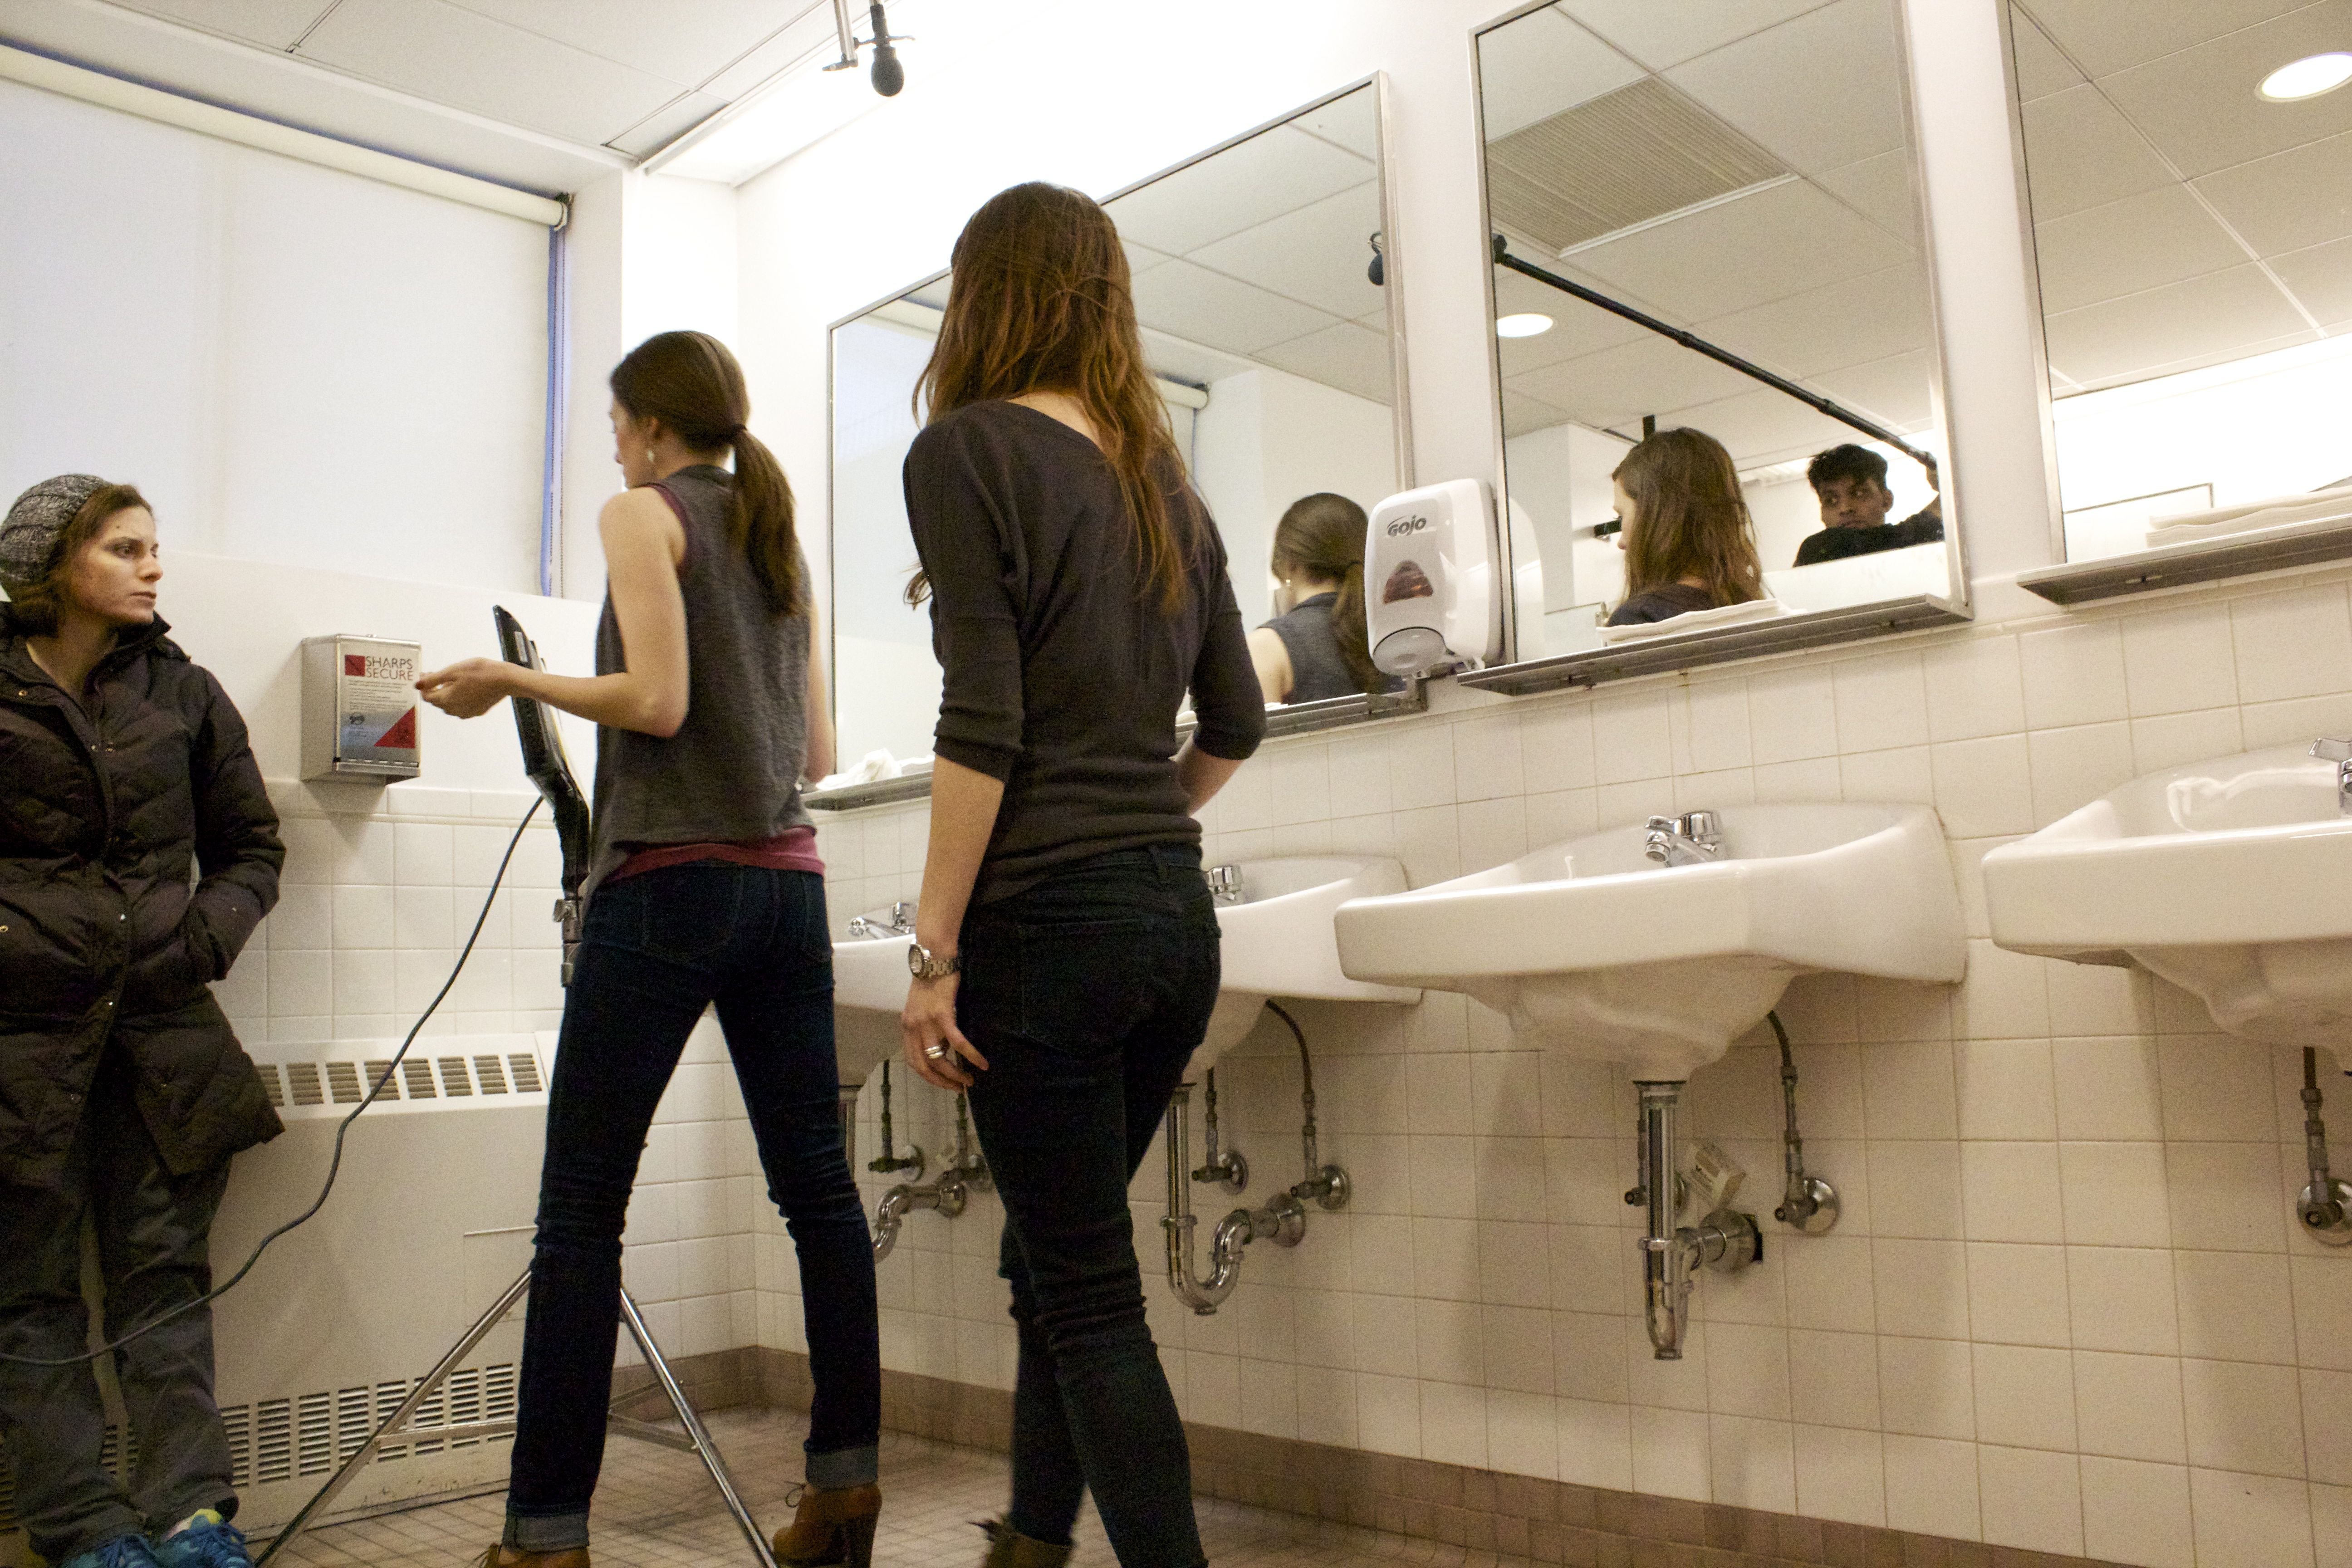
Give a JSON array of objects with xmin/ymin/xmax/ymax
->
[
  {"xmin": 2009, "ymin": 0, "xmax": 2352, "ymax": 561},
  {"xmin": 828, "ymin": 83, "xmax": 1405, "ymax": 773},
  {"xmin": 1478, "ymin": 0, "xmax": 1960, "ymax": 664}
]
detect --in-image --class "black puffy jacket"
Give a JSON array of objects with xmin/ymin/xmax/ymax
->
[{"xmin": 0, "ymin": 604, "xmax": 284, "ymax": 1189}]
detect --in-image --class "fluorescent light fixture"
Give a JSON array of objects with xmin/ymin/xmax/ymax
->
[
  {"xmin": 1496, "ymin": 313, "xmax": 1554, "ymax": 338},
  {"xmin": 646, "ymin": 2, "xmax": 926, "ymax": 185},
  {"xmin": 2259, "ymin": 52, "xmax": 2352, "ymax": 101}
]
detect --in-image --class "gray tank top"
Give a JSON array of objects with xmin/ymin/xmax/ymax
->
[
  {"xmin": 1263, "ymin": 593, "xmax": 1364, "ymax": 705},
  {"xmin": 588, "ymin": 465, "xmax": 812, "ymax": 886}
]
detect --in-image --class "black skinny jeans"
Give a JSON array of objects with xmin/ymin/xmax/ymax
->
[
  {"xmin": 506, "ymin": 864, "xmax": 878, "ymax": 1550},
  {"xmin": 958, "ymin": 844, "xmax": 1221, "ymax": 1568}
]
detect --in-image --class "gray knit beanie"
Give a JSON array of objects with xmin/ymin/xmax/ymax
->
[{"xmin": 0, "ymin": 474, "xmax": 109, "ymax": 594}]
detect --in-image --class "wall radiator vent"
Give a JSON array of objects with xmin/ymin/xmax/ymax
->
[{"xmin": 255, "ymin": 1050, "xmax": 545, "ymax": 1114}]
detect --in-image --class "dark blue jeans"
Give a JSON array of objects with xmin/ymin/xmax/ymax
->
[
  {"xmin": 958, "ymin": 844, "xmax": 1221, "ymax": 1568},
  {"xmin": 506, "ymin": 864, "xmax": 878, "ymax": 1550}
]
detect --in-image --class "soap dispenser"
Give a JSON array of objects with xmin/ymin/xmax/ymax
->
[{"xmin": 1364, "ymin": 478, "xmax": 1503, "ymax": 676}]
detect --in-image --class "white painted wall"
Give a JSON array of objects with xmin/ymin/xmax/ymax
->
[{"xmin": 0, "ymin": 76, "xmax": 550, "ymax": 593}]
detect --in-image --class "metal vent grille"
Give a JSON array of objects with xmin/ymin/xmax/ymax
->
[
  {"xmin": 1486, "ymin": 77, "xmax": 1785, "ymax": 253},
  {"xmin": 509, "ymin": 1053, "xmax": 543, "ymax": 1093},
  {"xmin": 401, "ymin": 1059, "xmax": 437, "ymax": 1099},
  {"xmin": 475, "ymin": 1054, "xmax": 511, "ymax": 1093},
  {"xmin": 365, "ymin": 1060, "xmax": 399, "ymax": 1100},
  {"xmin": 437, "ymin": 1057, "xmax": 474, "ymax": 1096},
  {"xmin": 201, "ymin": 1363, "xmax": 518, "ymax": 1487},
  {"xmin": 285, "ymin": 1062, "xmax": 324, "ymax": 1106},
  {"xmin": 258, "ymin": 1063, "xmax": 285, "ymax": 1108},
  {"xmin": 324, "ymin": 1062, "xmax": 364, "ymax": 1104}
]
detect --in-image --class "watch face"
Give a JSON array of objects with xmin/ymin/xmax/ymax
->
[{"xmin": 907, "ymin": 944, "xmax": 925, "ymax": 976}]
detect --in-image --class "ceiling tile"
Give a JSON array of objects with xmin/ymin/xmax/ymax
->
[
  {"xmin": 1251, "ymin": 320, "xmax": 1395, "ymax": 407},
  {"xmin": 2267, "ymin": 234, "xmax": 2352, "ymax": 327},
  {"xmin": 1568, "ymin": 179, "xmax": 1911, "ymax": 323},
  {"xmin": 1189, "ymin": 183, "xmax": 1386, "ymax": 321},
  {"xmin": 1666, "ymin": 0, "xmax": 1907, "ymax": 176},
  {"xmin": 1808, "ymin": 348, "xmax": 1936, "ymax": 430},
  {"xmin": 298, "ymin": 0, "xmax": 681, "ymax": 145},
  {"xmin": 1129, "ymin": 259, "xmax": 1336, "ymax": 358},
  {"xmin": 1291, "ymin": 86, "xmax": 1380, "ymax": 161},
  {"xmin": 2019, "ymin": 84, "xmax": 2178, "ymax": 219},
  {"xmin": 608, "ymin": 91, "xmax": 726, "ymax": 157},
  {"xmin": 108, "ymin": 0, "xmax": 335, "ymax": 49},
  {"xmin": 2098, "ymin": 2, "xmax": 2352, "ymax": 181},
  {"xmin": 2031, "ymin": 183, "xmax": 2251, "ymax": 313},
  {"xmin": 1553, "ymin": 0, "xmax": 1837, "ymax": 71},
  {"xmin": 2013, "ymin": 0, "xmax": 2308, "ymax": 78},
  {"xmin": 1492, "ymin": 267, "xmax": 1654, "ymax": 375},
  {"xmin": 1476, "ymin": 7, "xmax": 1645, "ymax": 141},
  {"xmin": 1813, "ymin": 150, "xmax": 1923, "ymax": 244},
  {"xmin": 1502, "ymin": 388, "xmax": 1574, "ymax": 440},
  {"xmin": 2193, "ymin": 127, "xmax": 2352, "ymax": 258},
  {"xmin": 2007, "ymin": 6, "xmax": 2086, "ymax": 101},
  {"xmin": 1667, "ymin": 384, "xmax": 1864, "ymax": 470},
  {"xmin": 1107, "ymin": 124, "xmax": 1372, "ymax": 256},
  {"xmin": 441, "ymin": 0, "xmax": 823, "ymax": 90},
  {"xmin": 2042, "ymin": 263, "xmax": 2313, "ymax": 386},
  {"xmin": 1697, "ymin": 263, "xmax": 1932, "ymax": 379},
  {"xmin": 1509, "ymin": 335, "xmax": 1758, "ymax": 430}
]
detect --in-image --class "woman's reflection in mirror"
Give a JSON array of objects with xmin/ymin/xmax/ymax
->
[
  {"xmin": 1605, "ymin": 428, "xmax": 1765, "ymax": 627},
  {"xmin": 1247, "ymin": 492, "xmax": 1401, "ymax": 704},
  {"xmin": 1792, "ymin": 445, "xmax": 1943, "ymax": 566}
]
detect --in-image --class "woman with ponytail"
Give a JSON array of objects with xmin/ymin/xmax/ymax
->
[
  {"xmin": 417, "ymin": 331, "xmax": 882, "ymax": 1568},
  {"xmin": 1246, "ymin": 491, "xmax": 1396, "ymax": 705}
]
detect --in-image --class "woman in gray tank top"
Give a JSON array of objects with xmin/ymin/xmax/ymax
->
[
  {"xmin": 417, "ymin": 333, "xmax": 882, "ymax": 1568},
  {"xmin": 1245, "ymin": 491, "xmax": 1396, "ymax": 706}
]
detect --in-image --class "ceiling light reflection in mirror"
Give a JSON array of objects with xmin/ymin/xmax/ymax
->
[
  {"xmin": 1475, "ymin": 0, "xmax": 1959, "ymax": 667},
  {"xmin": 826, "ymin": 82, "xmax": 1407, "ymax": 775},
  {"xmin": 2009, "ymin": 4, "xmax": 2352, "ymax": 563}
]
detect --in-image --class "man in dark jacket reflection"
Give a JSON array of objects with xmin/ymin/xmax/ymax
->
[{"xmin": 0, "ymin": 475, "xmax": 282, "ymax": 1568}]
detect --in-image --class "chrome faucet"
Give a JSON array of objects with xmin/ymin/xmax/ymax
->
[
  {"xmin": 2315, "ymin": 738, "xmax": 2352, "ymax": 815},
  {"xmin": 1206, "ymin": 864, "xmax": 1246, "ymax": 906},
  {"xmin": 846, "ymin": 900, "xmax": 917, "ymax": 939},
  {"xmin": 1644, "ymin": 810, "xmax": 1724, "ymax": 867}
]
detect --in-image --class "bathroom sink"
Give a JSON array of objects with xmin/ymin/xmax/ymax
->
[
  {"xmin": 1333, "ymin": 804, "xmax": 1966, "ymax": 1081},
  {"xmin": 829, "ymin": 856, "xmax": 1420, "ymax": 1086},
  {"xmin": 1983, "ymin": 743, "xmax": 2352, "ymax": 1043}
]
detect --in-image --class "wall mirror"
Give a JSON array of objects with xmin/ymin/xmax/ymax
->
[
  {"xmin": 825, "ymin": 78, "xmax": 1415, "ymax": 787},
  {"xmin": 2007, "ymin": 1, "xmax": 2352, "ymax": 583},
  {"xmin": 1463, "ymin": 0, "xmax": 1968, "ymax": 696}
]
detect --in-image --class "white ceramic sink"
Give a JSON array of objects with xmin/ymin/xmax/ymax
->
[
  {"xmin": 829, "ymin": 856, "xmax": 1420, "ymax": 1087},
  {"xmin": 1983, "ymin": 743, "xmax": 2352, "ymax": 1043},
  {"xmin": 1333, "ymin": 804, "xmax": 1967, "ymax": 1081}
]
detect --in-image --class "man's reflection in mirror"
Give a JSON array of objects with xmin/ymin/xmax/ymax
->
[
  {"xmin": 1792, "ymin": 444, "xmax": 1944, "ymax": 566},
  {"xmin": 1248, "ymin": 492, "xmax": 1402, "ymax": 705}
]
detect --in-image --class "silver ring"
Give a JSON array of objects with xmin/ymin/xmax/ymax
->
[{"xmin": 924, "ymin": 1042, "xmax": 951, "ymax": 1062}]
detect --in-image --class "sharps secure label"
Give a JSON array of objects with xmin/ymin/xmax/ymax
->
[{"xmin": 302, "ymin": 635, "xmax": 424, "ymax": 781}]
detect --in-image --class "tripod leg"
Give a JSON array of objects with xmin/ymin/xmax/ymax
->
[
  {"xmin": 254, "ymin": 1267, "xmax": 534, "ymax": 1567},
  {"xmin": 617, "ymin": 1289, "xmax": 781, "ymax": 1568}
]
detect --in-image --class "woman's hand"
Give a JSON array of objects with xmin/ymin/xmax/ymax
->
[
  {"xmin": 415, "ymin": 658, "xmax": 515, "ymax": 719},
  {"xmin": 901, "ymin": 970, "xmax": 987, "ymax": 1090}
]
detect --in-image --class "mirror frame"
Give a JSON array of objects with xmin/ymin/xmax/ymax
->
[
  {"xmin": 1459, "ymin": 0, "xmax": 1974, "ymax": 698},
  {"xmin": 809, "ymin": 74, "xmax": 1421, "ymax": 811}
]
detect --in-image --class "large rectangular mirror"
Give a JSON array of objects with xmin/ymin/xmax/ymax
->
[
  {"xmin": 2008, "ymin": 2, "xmax": 2352, "ymax": 573},
  {"xmin": 827, "ymin": 78, "xmax": 1412, "ymax": 777},
  {"xmin": 1465, "ymin": 0, "xmax": 1967, "ymax": 692}
]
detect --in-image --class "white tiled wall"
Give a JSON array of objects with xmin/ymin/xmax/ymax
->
[{"xmin": 787, "ymin": 564, "xmax": 2352, "ymax": 1568}]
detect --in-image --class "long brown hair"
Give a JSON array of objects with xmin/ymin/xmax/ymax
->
[
  {"xmin": 910, "ymin": 181, "xmax": 1204, "ymax": 611},
  {"xmin": 9, "ymin": 482, "xmax": 151, "ymax": 637},
  {"xmin": 1614, "ymin": 428, "xmax": 1763, "ymax": 608},
  {"xmin": 1270, "ymin": 492, "xmax": 1380, "ymax": 694},
  {"xmin": 610, "ymin": 331, "xmax": 801, "ymax": 614}
]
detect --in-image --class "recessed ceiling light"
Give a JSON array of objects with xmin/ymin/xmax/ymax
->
[
  {"xmin": 2259, "ymin": 52, "xmax": 2352, "ymax": 102},
  {"xmin": 1496, "ymin": 313, "xmax": 1554, "ymax": 338}
]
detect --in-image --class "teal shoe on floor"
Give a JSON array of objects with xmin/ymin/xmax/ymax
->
[
  {"xmin": 59, "ymin": 1535, "xmax": 163, "ymax": 1568},
  {"xmin": 152, "ymin": 1512, "xmax": 252, "ymax": 1568}
]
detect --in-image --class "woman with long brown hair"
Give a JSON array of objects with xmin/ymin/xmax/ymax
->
[
  {"xmin": 1246, "ymin": 491, "xmax": 1394, "ymax": 705},
  {"xmin": 896, "ymin": 182, "xmax": 1265, "ymax": 1568},
  {"xmin": 417, "ymin": 331, "xmax": 881, "ymax": 1568},
  {"xmin": 1606, "ymin": 426, "xmax": 1765, "ymax": 626}
]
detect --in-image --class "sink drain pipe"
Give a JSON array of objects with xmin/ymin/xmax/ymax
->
[
  {"xmin": 872, "ymin": 1092, "xmax": 989, "ymax": 1261},
  {"xmin": 2300, "ymin": 1048, "xmax": 2352, "ymax": 1245}
]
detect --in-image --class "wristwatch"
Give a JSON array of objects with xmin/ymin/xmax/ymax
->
[{"xmin": 907, "ymin": 941, "xmax": 960, "ymax": 982}]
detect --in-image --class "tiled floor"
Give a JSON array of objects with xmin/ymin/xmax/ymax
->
[{"xmin": 264, "ymin": 1414, "xmax": 1525, "ymax": 1568}]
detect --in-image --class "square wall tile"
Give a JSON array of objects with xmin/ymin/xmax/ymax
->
[
  {"xmin": 2074, "ymin": 1349, "xmax": 2189, "ymax": 1464},
  {"xmin": 2027, "ymin": 721, "xmax": 2138, "ymax": 828},
  {"xmin": 1865, "ymin": 1139, "xmax": 1965, "ymax": 1239},
  {"xmin": 1792, "ymin": 1421, "xmax": 1885, "ymax": 1526},
  {"xmin": 2294, "ymin": 1256, "xmax": 2352, "ymax": 1371},
  {"xmin": 2053, "ymin": 1036, "xmax": 2166, "ymax": 1140},
  {"xmin": 2182, "ymin": 1357, "xmax": 2306, "ymax": 1478},
  {"xmin": 1883, "ymin": 1432, "xmax": 1981, "ymax": 1539},
  {"xmin": 1748, "ymin": 666, "xmax": 1839, "ymax": 764},
  {"xmin": 1962, "ymin": 1142, "xmax": 2067, "ymax": 1245},
  {"xmin": 2306, "ymin": 1368, "xmax": 2352, "ymax": 1486},
  {"xmin": 2061, "ymin": 1141, "xmax": 2173, "ymax": 1247},
  {"xmin": 2080, "ymin": 1455, "xmax": 2195, "ymax": 1568},
  {"xmin": 2166, "ymin": 1141, "xmax": 2287, "ymax": 1252},
  {"xmin": 1967, "ymin": 1242, "xmax": 2073, "ymax": 1347},
  {"xmin": 2021, "ymin": 620, "xmax": 2129, "ymax": 729},
  {"xmin": 1876, "ymin": 1238, "xmax": 1971, "ymax": 1340},
  {"xmin": 1453, "ymin": 715, "xmax": 1524, "ymax": 803},
  {"xmin": 2189, "ymin": 1466, "xmax": 2317, "ymax": 1568},
  {"xmin": 1973, "ymin": 1342, "xmax": 2078, "ymax": 1450},
  {"xmin": 2133, "ymin": 706, "xmax": 2246, "ymax": 773},
  {"xmin": 2122, "ymin": 600, "xmax": 2239, "ymax": 717},
  {"xmin": 1708, "ymin": 1413, "xmax": 1796, "ymax": 1512},
  {"xmin": 1877, "ymin": 1334, "xmax": 1977, "ymax": 1439},
  {"xmin": 2233, "ymin": 582, "xmax": 2352, "ymax": 704},
  {"xmin": 1931, "ymin": 734, "xmax": 2036, "ymax": 837},
  {"xmin": 2070, "ymin": 1246, "xmax": 2180, "ymax": 1354},
  {"xmin": 1833, "ymin": 651, "xmax": 1928, "ymax": 753},
  {"xmin": 1958, "ymin": 1039, "xmax": 2058, "ymax": 1138},
  {"xmin": 2180, "ymin": 1250, "xmax": 2298, "ymax": 1364},
  {"xmin": 1630, "ymin": 1403, "xmax": 1712, "ymax": 1501},
  {"xmin": 1978, "ymin": 1443, "xmax": 2085, "ymax": 1555},
  {"xmin": 1788, "ymin": 1328, "xmax": 1881, "ymax": 1429},
  {"xmin": 1923, "ymin": 633, "xmax": 2026, "ymax": 741},
  {"xmin": 1592, "ymin": 690, "xmax": 1672, "ymax": 784},
  {"xmin": 1556, "ymin": 1395, "xmax": 1634, "ymax": 1490}
]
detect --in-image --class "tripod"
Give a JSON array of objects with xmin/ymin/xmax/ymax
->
[{"xmin": 253, "ymin": 1264, "xmax": 779, "ymax": 1568}]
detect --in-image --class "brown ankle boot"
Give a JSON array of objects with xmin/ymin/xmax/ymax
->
[
  {"xmin": 477, "ymin": 1547, "xmax": 588, "ymax": 1568},
  {"xmin": 977, "ymin": 1519, "xmax": 1074, "ymax": 1568},
  {"xmin": 772, "ymin": 1482, "xmax": 882, "ymax": 1568}
]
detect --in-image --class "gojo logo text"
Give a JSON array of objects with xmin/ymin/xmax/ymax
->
[{"xmin": 1384, "ymin": 513, "xmax": 1430, "ymax": 538}]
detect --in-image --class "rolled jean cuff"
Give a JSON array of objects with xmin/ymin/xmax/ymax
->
[
  {"xmin": 807, "ymin": 1442, "xmax": 879, "ymax": 1490},
  {"xmin": 505, "ymin": 1509, "xmax": 590, "ymax": 1553}
]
